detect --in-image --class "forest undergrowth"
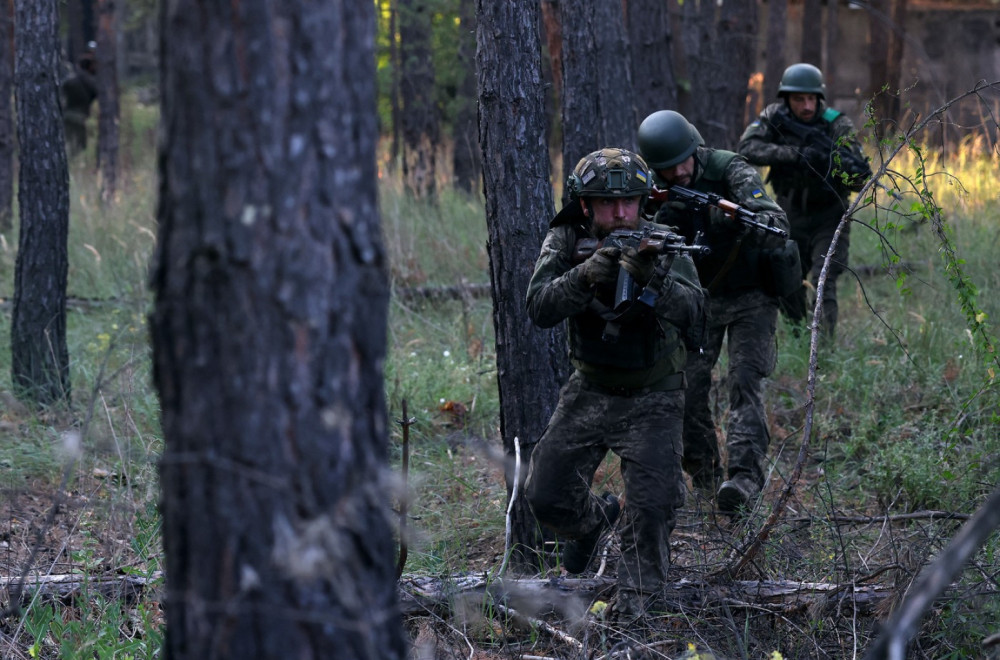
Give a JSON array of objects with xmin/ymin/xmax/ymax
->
[{"xmin": 0, "ymin": 96, "xmax": 997, "ymax": 659}]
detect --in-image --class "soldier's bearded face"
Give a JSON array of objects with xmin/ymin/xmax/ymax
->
[
  {"xmin": 583, "ymin": 196, "xmax": 642, "ymax": 235},
  {"xmin": 788, "ymin": 93, "xmax": 819, "ymax": 122},
  {"xmin": 655, "ymin": 156, "xmax": 695, "ymax": 189}
]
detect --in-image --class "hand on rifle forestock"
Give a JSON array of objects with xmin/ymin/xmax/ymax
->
[
  {"xmin": 620, "ymin": 246, "xmax": 658, "ymax": 284},
  {"xmin": 578, "ymin": 246, "xmax": 621, "ymax": 288}
]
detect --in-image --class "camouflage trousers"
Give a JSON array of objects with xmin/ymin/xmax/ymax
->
[
  {"xmin": 525, "ymin": 371, "xmax": 684, "ymax": 603},
  {"xmin": 683, "ymin": 289, "xmax": 777, "ymax": 489},
  {"xmin": 779, "ymin": 198, "xmax": 851, "ymax": 336}
]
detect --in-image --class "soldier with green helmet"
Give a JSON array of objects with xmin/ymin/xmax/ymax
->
[
  {"xmin": 525, "ymin": 147, "xmax": 705, "ymax": 619},
  {"xmin": 637, "ymin": 110, "xmax": 789, "ymax": 513},
  {"xmin": 738, "ymin": 63, "xmax": 872, "ymax": 337}
]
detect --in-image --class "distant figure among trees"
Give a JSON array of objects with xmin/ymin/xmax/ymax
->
[{"xmin": 61, "ymin": 46, "xmax": 97, "ymax": 156}]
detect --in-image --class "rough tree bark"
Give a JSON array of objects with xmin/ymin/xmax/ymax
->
[
  {"xmin": 680, "ymin": 0, "xmax": 757, "ymax": 150},
  {"xmin": 800, "ymin": 0, "xmax": 823, "ymax": 65},
  {"xmin": 825, "ymin": 0, "xmax": 840, "ymax": 102},
  {"xmin": 399, "ymin": 0, "xmax": 438, "ymax": 198},
  {"xmin": 152, "ymin": 2, "xmax": 406, "ymax": 658},
  {"xmin": 477, "ymin": 0, "xmax": 567, "ymax": 569},
  {"xmin": 883, "ymin": 0, "xmax": 909, "ymax": 124},
  {"xmin": 11, "ymin": 0, "xmax": 70, "ymax": 406},
  {"xmin": 0, "ymin": 0, "xmax": 13, "ymax": 232},
  {"xmin": 559, "ymin": 0, "xmax": 635, "ymax": 202},
  {"xmin": 867, "ymin": 0, "xmax": 891, "ymax": 138},
  {"xmin": 762, "ymin": 0, "xmax": 787, "ymax": 101},
  {"xmin": 389, "ymin": 0, "xmax": 401, "ymax": 170},
  {"xmin": 95, "ymin": 0, "xmax": 119, "ymax": 202},
  {"xmin": 451, "ymin": 0, "xmax": 480, "ymax": 194},
  {"xmin": 625, "ymin": 0, "xmax": 678, "ymax": 126}
]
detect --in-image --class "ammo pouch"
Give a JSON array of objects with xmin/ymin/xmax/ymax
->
[{"xmin": 759, "ymin": 239, "xmax": 802, "ymax": 298}]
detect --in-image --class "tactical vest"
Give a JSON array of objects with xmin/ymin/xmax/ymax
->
[
  {"xmin": 566, "ymin": 226, "xmax": 686, "ymax": 387},
  {"xmin": 767, "ymin": 105, "xmax": 845, "ymax": 204}
]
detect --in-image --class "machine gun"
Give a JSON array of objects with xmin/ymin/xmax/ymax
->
[
  {"xmin": 650, "ymin": 185, "xmax": 788, "ymax": 238},
  {"xmin": 573, "ymin": 227, "xmax": 710, "ymax": 316}
]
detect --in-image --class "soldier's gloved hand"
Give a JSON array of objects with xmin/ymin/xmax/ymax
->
[
  {"xmin": 667, "ymin": 200, "xmax": 689, "ymax": 214},
  {"xmin": 620, "ymin": 247, "xmax": 657, "ymax": 284},
  {"xmin": 800, "ymin": 145, "xmax": 830, "ymax": 175},
  {"xmin": 708, "ymin": 205, "xmax": 738, "ymax": 234},
  {"xmin": 579, "ymin": 246, "xmax": 621, "ymax": 288}
]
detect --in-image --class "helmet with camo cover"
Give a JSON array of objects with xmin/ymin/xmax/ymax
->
[
  {"xmin": 566, "ymin": 147, "xmax": 651, "ymax": 202},
  {"xmin": 636, "ymin": 110, "xmax": 704, "ymax": 170}
]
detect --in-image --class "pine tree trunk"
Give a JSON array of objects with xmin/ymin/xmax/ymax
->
[
  {"xmin": 451, "ymin": 0, "xmax": 480, "ymax": 194},
  {"xmin": 152, "ymin": 3, "xmax": 406, "ymax": 658},
  {"xmin": 763, "ymin": 0, "xmax": 787, "ymax": 101},
  {"xmin": 680, "ymin": 0, "xmax": 757, "ymax": 150},
  {"xmin": 625, "ymin": 0, "xmax": 678, "ymax": 126},
  {"xmin": 399, "ymin": 0, "xmax": 438, "ymax": 198},
  {"xmin": 800, "ymin": 0, "xmax": 823, "ymax": 65},
  {"xmin": 0, "ymin": 0, "xmax": 14, "ymax": 232},
  {"xmin": 95, "ymin": 0, "xmax": 119, "ymax": 202},
  {"xmin": 559, "ymin": 0, "xmax": 635, "ymax": 201},
  {"xmin": 477, "ymin": 0, "xmax": 568, "ymax": 570},
  {"xmin": 11, "ymin": 0, "xmax": 70, "ymax": 406},
  {"xmin": 824, "ymin": 0, "xmax": 839, "ymax": 101}
]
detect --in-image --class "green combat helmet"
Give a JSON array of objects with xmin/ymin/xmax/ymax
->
[
  {"xmin": 567, "ymin": 147, "xmax": 651, "ymax": 202},
  {"xmin": 777, "ymin": 63, "xmax": 826, "ymax": 99},
  {"xmin": 636, "ymin": 110, "xmax": 704, "ymax": 170}
]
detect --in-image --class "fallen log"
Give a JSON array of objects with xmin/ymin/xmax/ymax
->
[
  {"xmin": 1, "ymin": 571, "xmax": 163, "ymax": 606},
  {"xmin": 398, "ymin": 573, "xmax": 894, "ymax": 618}
]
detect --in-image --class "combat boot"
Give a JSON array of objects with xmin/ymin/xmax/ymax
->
[
  {"xmin": 716, "ymin": 475, "xmax": 760, "ymax": 513},
  {"xmin": 562, "ymin": 492, "xmax": 621, "ymax": 574}
]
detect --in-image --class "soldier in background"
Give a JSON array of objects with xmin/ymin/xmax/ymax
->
[
  {"xmin": 61, "ymin": 45, "xmax": 98, "ymax": 156},
  {"xmin": 637, "ymin": 110, "xmax": 789, "ymax": 512},
  {"xmin": 738, "ymin": 63, "xmax": 871, "ymax": 338}
]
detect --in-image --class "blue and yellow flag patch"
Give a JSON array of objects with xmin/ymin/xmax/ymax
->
[
  {"xmin": 751, "ymin": 188, "xmax": 764, "ymax": 199},
  {"xmin": 636, "ymin": 169, "xmax": 648, "ymax": 183}
]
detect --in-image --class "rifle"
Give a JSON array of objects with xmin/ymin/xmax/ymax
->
[
  {"xmin": 771, "ymin": 114, "xmax": 872, "ymax": 186},
  {"xmin": 573, "ymin": 227, "xmax": 710, "ymax": 316},
  {"xmin": 650, "ymin": 185, "xmax": 788, "ymax": 238}
]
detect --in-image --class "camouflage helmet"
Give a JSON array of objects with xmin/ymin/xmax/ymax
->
[
  {"xmin": 636, "ymin": 110, "xmax": 704, "ymax": 170},
  {"xmin": 778, "ymin": 63, "xmax": 826, "ymax": 99},
  {"xmin": 567, "ymin": 147, "xmax": 651, "ymax": 201}
]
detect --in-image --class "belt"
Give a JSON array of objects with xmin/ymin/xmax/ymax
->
[{"xmin": 581, "ymin": 371, "xmax": 686, "ymax": 397}]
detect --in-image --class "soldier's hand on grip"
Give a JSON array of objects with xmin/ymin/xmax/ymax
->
[
  {"xmin": 579, "ymin": 246, "xmax": 622, "ymax": 287},
  {"xmin": 707, "ymin": 205, "xmax": 738, "ymax": 234},
  {"xmin": 620, "ymin": 247, "xmax": 657, "ymax": 284}
]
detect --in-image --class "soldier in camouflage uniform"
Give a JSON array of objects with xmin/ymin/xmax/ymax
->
[
  {"xmin": 637, "ymin": 110, "xmax": 789, "ymax": 512},
  {"xmin": 738, "ymin": 63, "xmax": 871, "ymax": 337},
  {"xmin": 525, "ymin": 148, "xmax": 705, "ymax": 618}
]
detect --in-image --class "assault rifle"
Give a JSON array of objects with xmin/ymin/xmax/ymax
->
[
  {"xmin": 573, "ymin": 227, "xmax": 710, "ymax": 315},
  {"xmin": 650, "ymin": 185, "xmax": 788, "ymax": 238},
  {"xmin": 772, "ymin": 115, "xmax": 872, "ymax": 186}
]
